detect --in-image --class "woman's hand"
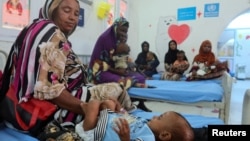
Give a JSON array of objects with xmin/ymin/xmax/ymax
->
[
  {"xmin": 109, "ymin": 67, "xmax": 128, "ymax": 76},
  {"xmin": 116, "ymin": 68, "xmax": 128, "ymax": 76},
  {"xmin": 114, "ymin": 118, "xmax": 130, "ymax": 141}
]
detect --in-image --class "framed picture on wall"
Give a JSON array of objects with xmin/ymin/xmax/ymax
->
[
  {"xmin": 2, "ymin": 0, "xmax": 30, "ymax": 30},
  {"xmin": 107, "ymin": 0, "xmax": 115, "ymax": 27},
  {"xmin": 0, "ymin": 0, "xmax": 30, "ymax": 41}
]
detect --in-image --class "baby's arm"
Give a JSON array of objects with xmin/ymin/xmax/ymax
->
[
  {"xmin": 108, "ymin": 98, "xmax": 127, "ymax": 113},
  {"xmin": 80, "ymin": 100, "xmax": 101, "ymax": 131}
]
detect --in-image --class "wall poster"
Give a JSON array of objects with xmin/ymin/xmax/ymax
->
[{"xmin": 2, "ymin": 0, "xmax": 30, "ymax": 30}]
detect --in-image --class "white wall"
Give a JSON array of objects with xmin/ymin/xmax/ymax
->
[
  {"xmin": 127, "ymin": 0, "xmax": 250, "ymax": 72},
  {"xmin": 1, "ymin": 0, "xmax": 250, "ymax": 74},
  {"xmin": 0, "ymin": 0, "xmax": 44, "ymax": 53},
  {"xmin": 0, "ymin": 0, "xmax": 107, "ymax": 55}
]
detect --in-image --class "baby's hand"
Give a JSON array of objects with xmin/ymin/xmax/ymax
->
[{"xmin": 113, "ymin": 118, "xmax": 130, "ymax": 141}]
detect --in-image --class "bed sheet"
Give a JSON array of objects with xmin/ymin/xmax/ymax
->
[
  {"xmin": 0, "ymin": 123, "xmax": 38, "ymax": 141},
  {"xmin": 0, "ymin": 109, "xmax": 224, "ymax": 140},
  {"xmin": 128, "ymin": 79, "xmax": 224, "ymax": 103},
  {"xmin": 131, "ymin": 109, "xmax": 224, "ymax": 128}
]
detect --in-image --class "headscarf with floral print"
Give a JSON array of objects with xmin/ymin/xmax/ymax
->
[{"xmin": 39, "ymin": 0, "xmax": 79, "ymax": 36}]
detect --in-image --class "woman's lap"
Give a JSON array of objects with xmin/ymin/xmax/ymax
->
[{"xmin": 99, "ymin": 71, "xmax": 146, "ymax": 84}]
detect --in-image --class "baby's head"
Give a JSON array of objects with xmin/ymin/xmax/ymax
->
[
  {"xmin": 115, "ymin": 42, "xmax": 130, "ymax": 55},
  {"xmin": 146, "ymin": 51, "xmax": 155, "ymax": 62},
  {"xmin": 176, "ymin": 50, "xmax": 186, "ymax": 61},
  {"xmin": 147, "ymin": 111, "xmax": 194, "ymax": 141}
]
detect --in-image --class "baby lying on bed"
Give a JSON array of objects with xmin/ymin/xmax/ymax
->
[{"xmin": 75, "ymin": 99, "xmax": 194, "ymax": 141}]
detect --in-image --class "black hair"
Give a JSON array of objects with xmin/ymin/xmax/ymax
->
[
  {"xmin": 177, "ymin": 50, "xmax": 188, "ymax": 61},
  {"xmin": 141, "ymin": 41, "xmax": 150, "ymax": 47},
  {"xmin": 169, "ymin": 40, "xmax": 177, "ymax": 47}
]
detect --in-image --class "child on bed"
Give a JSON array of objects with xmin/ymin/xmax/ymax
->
[
  {"xmin": 75, "ymin": 99, "xmax": 194, "ymax": 141},
  {"xmin": 161, "ymin": 50, "xmax": 189, "ymax": 81}
]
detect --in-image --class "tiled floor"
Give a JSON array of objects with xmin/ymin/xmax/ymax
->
[{"xmin": 143, "ymin": 79, "xmax": 250, "ymax": 124}]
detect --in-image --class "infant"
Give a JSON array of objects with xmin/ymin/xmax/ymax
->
[{"xmin": 112, "ymin": 42, "xmax": 130, "ymax": 69}]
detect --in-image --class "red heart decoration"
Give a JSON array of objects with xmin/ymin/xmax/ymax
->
[{"xmin": 168, "ymin": 24, "xmax": 190, "ymax": 45}]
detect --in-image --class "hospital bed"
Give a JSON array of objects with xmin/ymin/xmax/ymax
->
[
  {"xmin": 128, "ymin": 71, "xmax": 234, "ymax": 124},
  {"xmin": 0, "ymin": 109, "xmax": 224, "ymax": 141},
  {"xmin": 0, "ymin": 54, "xmax": 234, "ymax": 140}
]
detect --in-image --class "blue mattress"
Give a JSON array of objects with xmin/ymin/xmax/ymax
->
[
  {"xmin": 0, "ymin": 110, "xmax": 223, "ymax": 140},
  {"xmin": 0, "ymin": 123, "xmax": 38, "ymax": 141},
  {"xmin": 128, "ymin": 79, "xmax": 224, "ymax": 103},
  {"xmin": 131, "ymin": 109, "xmax": 224, "ymax": 128}
]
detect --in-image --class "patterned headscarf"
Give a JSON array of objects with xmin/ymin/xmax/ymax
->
[
  {"xmin": 40, "ymin": 0, "xmax": 63, "ymax": 20},
  {"xmin": 39, "ymin": 0, "xmax": 79, "ymax": 36},
  {"xmin": 113, "ymin": 17, "xmax": 129, "ymax": 27}
]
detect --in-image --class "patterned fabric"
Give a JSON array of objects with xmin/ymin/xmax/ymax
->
[
  {"xmin": 161, "ymin": 72, "xmax": 182, "ymax": 81},
  {"xmin": 88, "ymin": 19, "xmax": 145, "ymax": 89},
  {"xmin": 0, "ymin": 18, "xmax": 88, "ymax": 127},
  {"xmin": 40, "ymin": 0, "xmax": 63, "ymax": 19},
  {"xmin": 161, "ymin": 60, "xmax": 189, "ymax": 81},
  {"xmin": 192, "ymin": 40, "xmax": 215, "ymax": 66},
  {"xmin": 88, "ymin": 82, "xmax": 133, "ymax": 110},
  {"xmin": 39, "ymin": 0, "xmax": 77, "ymax": 36},
  {"xmin": 76, "ymin": 109, "xmax": 154, "ymax": 141},
  {"xmin": 37, "ymin": 120, "xmax": 83, "ymax": 141},
  {"xmin": 93, "ymin": 109, "xmax": 154, "ymax": 141},
  {"xmin": 135, "ymin": 51, "xmax": 160, "ymax": 78},
  {"xmin": 186, "ymin": 61, "xmax": 228, "ymax": 81},
  {"xmin": 113, "ymin": 17, "xmax": 129, "ymax": 28}
]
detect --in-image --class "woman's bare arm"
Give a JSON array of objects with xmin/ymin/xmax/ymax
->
[{"xmin": 51, "ymin": 89, "xmax": 85, "ymax": 116}]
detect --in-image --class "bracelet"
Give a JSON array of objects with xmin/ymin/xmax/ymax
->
[{"xmin": 120, "ymin": 108, "xmax": 126, "ymax": 113}]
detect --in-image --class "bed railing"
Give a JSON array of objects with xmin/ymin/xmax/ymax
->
[
  {"xmin": 0, "ymin": 50, "xmax": 8, "ymax": 71},
  {"xmin": 220, "ymin": 71, "xmax": 234, "ymax": 124},
  {"xmin": 242, "ymin": 89, "xmax": 250, "ymax": 124},
  {"xmin": 77, "ymin": 54, "xmax": 91, "ymax": 66}
]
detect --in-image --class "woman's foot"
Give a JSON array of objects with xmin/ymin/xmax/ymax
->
[
  {"xmin": 134, "ymin": 83, "xmax": 156, "ymax": 88},
  {"xmin": 137, "ymin": 101, "xmax": 152, "ymax": 112},
  {"xmin": 127, "ymin": 104, "xmax": 137, "ymax": 113}
]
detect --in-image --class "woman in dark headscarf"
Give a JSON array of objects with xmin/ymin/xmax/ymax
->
[
  {"xmin": 164, "ymin": 40, "xmax": 179, "ymax": 71},
  {"xmin": 135, "ymin": 41, "xmax": 160, "ymax": 78},
  {"xmin": 164, "ymin": 40, "xmax": 188, "ymax": 70}
]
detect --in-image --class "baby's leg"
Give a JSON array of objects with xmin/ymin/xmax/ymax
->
[
  {"xmin": 81, "ymin": 100, "xmax": 101, "ymax": 131},
  {"xmin": 100, "ymin": 99, "xmax": 117, "ymax": 111}
]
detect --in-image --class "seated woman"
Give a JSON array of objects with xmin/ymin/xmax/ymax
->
[
  {"xmin": 186, "ymin": 40, "xmax": 229, "ymax": 81},
  {"xmin": 161, "ymin": 50, "xmax": 189, "ymax": 81},
  {"xmin": 112, "ymin": 42, "xmax": 130, "ymax": 70},
  {"xmin": 0, "ymin": 0, "xmax": 135, "ymax": 137},
  {"xmin": 135, "ymin": 41, "xmax": 160, "ymax": 79},
  {"xmin": 88, "ymin": 17, "xmax": 152, "ymax": 112},
  {"xmin": 164, "ymin": 40, "xmax": 181, "ymax": 71}
]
